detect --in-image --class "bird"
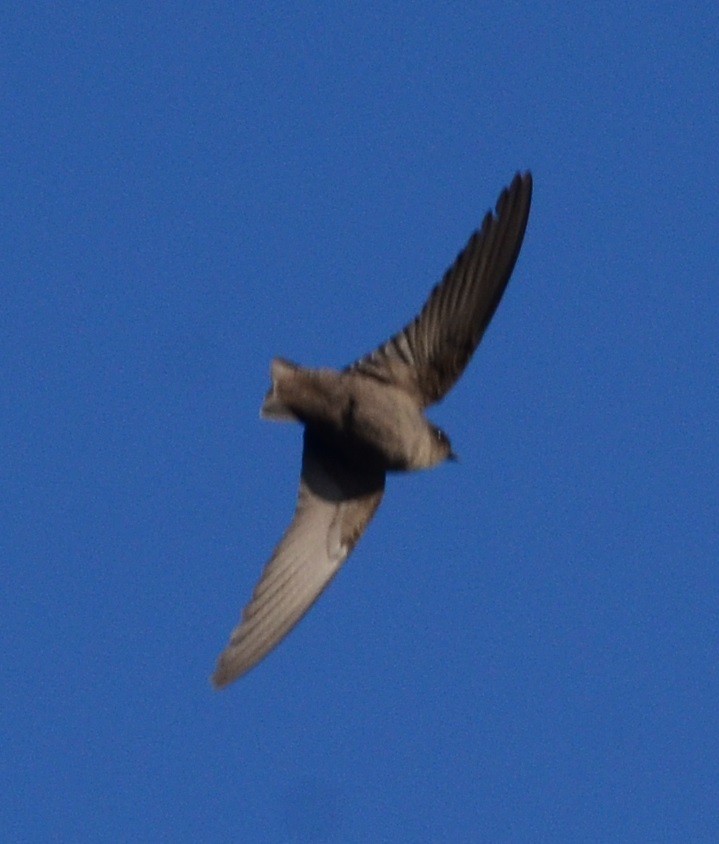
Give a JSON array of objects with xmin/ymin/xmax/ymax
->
[{"xmin": 212, "ymin": 171, "xmax": 533, "ymax": 688}]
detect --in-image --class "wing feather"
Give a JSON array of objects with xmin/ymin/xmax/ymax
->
[
  {"xmin": 212, "ymin": 429, "xmax": 384, "ymax": 687},
  {"xmin": 348, "ymin": 171, "xmax": 532, "ymax": 406}
]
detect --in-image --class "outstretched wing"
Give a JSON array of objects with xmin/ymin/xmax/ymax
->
[
  {"xmin": 348, "ymin": 171, "xmax": 532, "ymax": 407},
  {"xmin": 212, "ymin": 429, "xmax": 385, "ymax": 688}
]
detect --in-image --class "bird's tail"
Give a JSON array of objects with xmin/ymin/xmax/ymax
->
[{"xmin": 260, "ymin": 358, "xmax": 300, "ymax": 421}]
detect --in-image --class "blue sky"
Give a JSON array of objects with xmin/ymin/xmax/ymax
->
[{"xmin": 3, "ymin": 3, "xmax": 718, "ymax": 841}]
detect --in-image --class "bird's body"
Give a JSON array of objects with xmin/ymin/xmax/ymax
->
[
  {"xmin": 213, "ymin": 171, "xmax": 533, "ymax": 688},
  {"xmin": 262, "ymin": 358, "xmax": 449, "ymax": 472}
]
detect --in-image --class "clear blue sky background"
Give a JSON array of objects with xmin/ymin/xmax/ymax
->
[{"xmin": 3, "ymin": 3, "xmax": 718, "ymax": 841}]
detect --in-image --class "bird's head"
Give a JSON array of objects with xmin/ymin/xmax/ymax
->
[{"xmin": 429, "ymin": 424, "xmax": 458, "ymax": 465}]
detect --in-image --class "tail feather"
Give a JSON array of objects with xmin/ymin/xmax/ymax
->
[{"xmin": 260, "ymin": 358, "xmax": 299, "ymax": 421}]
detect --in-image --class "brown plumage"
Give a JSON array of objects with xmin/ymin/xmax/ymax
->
[{"xmin": 213, "ymin": 171, "xmax": 532, "ymax": 688}]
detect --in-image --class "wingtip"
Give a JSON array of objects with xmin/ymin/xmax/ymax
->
[
  {"xmin": 211, "ymin": 656, "xmax": 235, "ymax": 691},
  {"xmin": 211, "ymin": 676, "xmax": 228, "ymax": 692},
  {"xmin": 509, "ymin": 169, "xmax": 533, "ymax": 198},
  {"xmin": 494, "ymin": 170, "xmax": 533, "ymax": 222},
  {"xmin": 212, "ymin": 642, "xmax": 260, "ymax": 689}
]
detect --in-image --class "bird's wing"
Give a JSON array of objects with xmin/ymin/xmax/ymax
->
[
  {"xmin": 212, "ymin": 428, "xmax": 385, "ymax": 688},
  {"xmin": 347, "ymin": 171, "xmax": 532, "ymax": 407}
]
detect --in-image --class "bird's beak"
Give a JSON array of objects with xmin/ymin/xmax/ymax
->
[{"xmin": 447, "ymin": 450, "xmax": 459, "ymax": 463}]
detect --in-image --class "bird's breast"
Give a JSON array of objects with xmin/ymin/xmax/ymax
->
[{"xmin": 342, "ymin": 379, "xmax": 434, "ymax": 471}]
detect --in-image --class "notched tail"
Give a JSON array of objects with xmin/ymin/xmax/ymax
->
[{"xmin": 260, "ymin": 357, "xmax": 300, "ymax": 421}]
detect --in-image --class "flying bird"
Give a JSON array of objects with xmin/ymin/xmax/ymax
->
[{"xmin": 213, "ymin": 171, "xmax": 533, "ymax": 688}]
